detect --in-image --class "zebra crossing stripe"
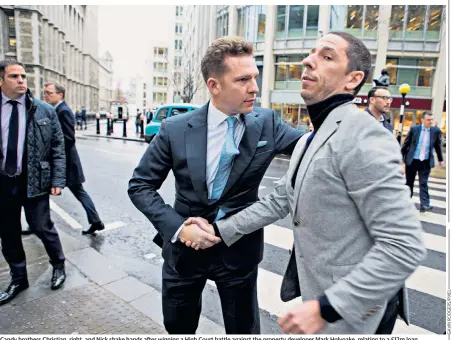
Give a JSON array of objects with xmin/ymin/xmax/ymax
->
[
  {"xmin": 413, "ymin": 187, "xmax": 446, "ymax": 198},
  {"xmin": 264, "ymin": 224, "xmax": 445, "ymax": 254},
  {"xmin": 406, "ymin": 266, "xmax": 446, "ymax": 300},
  {"xmin": 419, "ymin": 211, "xmax": 446, "ymax": 225},
  {"xmin": 411, "ymin": 197, "xmax": 446, "ymax": 209},
  {"xmin": 415, "ymin": 181, "xmax": 446, "ymax": 190}
]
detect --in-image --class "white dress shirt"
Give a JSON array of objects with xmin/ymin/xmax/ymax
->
[
  {"xmin": 1, "ymin": 93, "xmax": 27, "ymax": 174},
  {"xmin": 171, "ymin": 101, "xmax": 246, "ymax": 242}
]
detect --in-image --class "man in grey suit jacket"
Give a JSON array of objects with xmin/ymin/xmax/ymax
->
[{"xmin": 185, "ymin": 32, "xmax": 426, "ymax": 334}]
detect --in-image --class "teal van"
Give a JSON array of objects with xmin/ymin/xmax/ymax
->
[{"xmin": 144, "ymin": 103, "xmax": 199, "ymax": 143}]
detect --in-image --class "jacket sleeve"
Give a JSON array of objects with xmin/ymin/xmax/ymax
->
[
  {"xmin": 325, "ymin": 114, "xmax": 426, "ymax": 331},
  {"xmin": 400, "ymin": 126, "xmax": 413, "ymax": 159},
  {"xmin": 216, "ymin": 173, "xmax": 290, "ymax": 246},
  {"xmin": 272, "ymin": 111, "xmax": 304, "ymax": 155},
  {"xmin": 49, "ymin": 107, "xmax": 66, "ymax": 188},
  {"xmin": 128, "ymin": 120, "xmax": 185, "ymax": 243},
  {"xmin": 58, "ymin": 108, "xmax": 76, "ymax": 149},
  {"xmin": 434, "ymin": 128, "xmax": 444, "ymax": 163}
]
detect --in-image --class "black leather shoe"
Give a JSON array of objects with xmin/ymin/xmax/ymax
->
[
  {"xmin": 0, "ymin": 279, "xmax": 29, "ymax": 305},
  {"xmin": 82, "ymin": 222, "xmax": 105, "ymax": 235},
  {"xmin": 51, "ymin": 265, "xmax": 66, "ymax": 290},
  {"xmin": 420, "ymin": 206, "xmax": 433, "ymax": 213}
]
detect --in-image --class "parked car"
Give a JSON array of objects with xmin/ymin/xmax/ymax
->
[{"xmin": 144, "ymin": 103, "xmax": 199, "ymax": 143}]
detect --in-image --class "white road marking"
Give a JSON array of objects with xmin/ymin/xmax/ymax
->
[
  {"xmin": 415, "ymin": 181, "xmax": 447, "ymax": 190},
  {"xmin": 49, "ymin": 200, "xmax": 83, "ymax": 229},
  {"xmin": 144, "ymin": 253, "xmax": 157, "ymax": 260},
  {"xmin": 411, "ymin": 197, "xmax": 446, "ymax": 209},
  {"xmin": 406, "ymin": 266, "xmax": 446, "ymax": 300},
  {"xmin": 413, "ymin": 187, "xmax": 446, "ymax": 198},
  {"xmin": 419, "ymin": 211, "xmax": 447, "ymax": 225},
  {"xmin": 104, "ymin": 221, "xmax": 126, "ymax": 231}
]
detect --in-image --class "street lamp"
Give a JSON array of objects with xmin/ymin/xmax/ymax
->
[{"xmin": 396, "ymin": 83, "xmax": 411, "ymax": 144}]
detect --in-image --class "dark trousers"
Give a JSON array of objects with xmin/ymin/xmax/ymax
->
[
  {"xmin": 82, "ymin": 117, "xmax": 87, "ymax": 129},
  {"xmin": 374, "ymin": 290, "xmax": 400, "ymax": 334},
  {"xmin": 0, "ymin": 175, "xmax": 65, "ymax": 281},
  {"xmin": 68, "ymin": 183, "xmax": 101, "ymax": 225},
  {"xmin": 162, "ymin": 252, "xmax": 260, "ymax": 334},
  {"xmin": 406, "ymin": 159, "xmax": 431, "ymax": 207}
]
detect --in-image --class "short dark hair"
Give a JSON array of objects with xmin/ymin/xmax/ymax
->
[
  {"xmin": 328, "ymin": 32, "xmax": 372, "ymax": 95},
  {"xmin": 44, "ymin": 82, "xmax": 65, "ymax": 99},
  {"xmin": 422, "ymin": 111, "xmax": 433, "ymax": 119},
  {"xmin": 367, "ymin": 86, "xmax": 390, "ymax": 100},
  {"xmin": 0, "ymin": 59, "xmax": 25, "ymax": 80},
  {"xmin": 201, "ymin": 36, "xmax": 254, "ymax": 83}
]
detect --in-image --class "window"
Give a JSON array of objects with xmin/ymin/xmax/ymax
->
[
  {"xmin": 153, "ymin": 77, "xmax": 168, "ymax": 86},
  {"xmin": 171, "ymin": 108, "xmax": 189, "ymax": 116},
  {"xmin": 306, "ymin": 6, "xmax": 319, "ymax": 36},
  {"xmin": 257, "ymin": 6, "xmax": 266, "ymax": 41},
  {"xmin": 154, "ymin": 62, "xmax": 168, "ymax": 73},
  {"xmin": 406, "ymin": 6, "xmax": 426, "ymax": 40},
  {"xmin": 389, "ymin": 6, "xmax": 405, "ymax": 39},
  {"xmin": 331, "ymin": 5, "xmax": 378, "ymax": 38},
  {"xmin": 143, "ymin": 82, "xmax": 146, "ymax": 90},
  {"xmin": 155, "ymin": 107, "xmax": 169, "ymax": 120},
  {"xmin": 274, "ymin": 55, "xmax": 305, "ymax": 90},
  {"xmin": 237, "ymin": 7, "xmax": 245, "ymax": 37},
  {"xmin": 8, "ymin": 15, "xmax": 15, "ymax": 36},
  {"xmin": 175, "ymin": 40, "xmax": 182, "ymax": 50},
  {"xmin": 275, "ymin": 5, "xmax": 286, "ymax": 39},
  {"xmin": 426, "ymin": 5, "xmax": 442, "ymax": 40},
  {"xmin": 8, "ymin": 38, "xmax": 16, "ymax": 52},
  {"xmin": 288, "ymin": 5, "xmax": 304, "ymax": 38},
  {"xmin": 175, "ymin": 23, "xmax": 183, "ymax": 34},
  {"xmin": 364, "ymin": 5, "xmax": 379, "ymax": 37},
  {"xmin": 385, "ymin": 57, "xmax": 436, "ymax": 95}
]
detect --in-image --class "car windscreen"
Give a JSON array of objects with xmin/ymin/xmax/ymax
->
[{"xmin": 171, "ymin": 108, "xmax": 190, "ymax": 116}]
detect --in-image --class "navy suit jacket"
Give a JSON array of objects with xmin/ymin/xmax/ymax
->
[
  {"xmin": 55, "ymin": 101, "xmax": 85, "ymax": 186},
  {"xmin": 128, "ymin": 103, "xmax": 303, "ymax": 276},
  {"xmin": 401, "ymin": 124, "xmax": 443, "ymax": 168}
]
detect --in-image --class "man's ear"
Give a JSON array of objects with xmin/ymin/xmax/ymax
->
[
  {"xmin": 207, "ymin": 77, "xmax": 220, "ymax": 96},
  {"xmin": 345, "ymin": 71, "xmax": 365, "ymax": 93}
]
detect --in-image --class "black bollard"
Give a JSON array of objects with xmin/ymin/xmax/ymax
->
[
  {"xmin": 96, "ymin": 116, "xmax": 100, "ymax": 135},
  {"xmin": 106, "ymin": 118, "xmax": 111, "ymax": 136},
  {"xmin": 140, "ymin": 119, "xmax": 144, "ymax": 138},
  {"xmin": 123, "ymin": 118, "xmax": 127, "ymax": 137}
]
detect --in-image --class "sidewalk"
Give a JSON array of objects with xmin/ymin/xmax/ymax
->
[
  {"xmin": 78, "ymin": 119, "xmax": 147, "ymax": 143},
  {"xmin": 0, "ymin": 227, "xmax": 166, "ymax": 334}
]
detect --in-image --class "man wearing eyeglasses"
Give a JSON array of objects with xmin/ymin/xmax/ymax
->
[{"xmin": 366, "ymin": 87, "xmax": 394, "ymax": 133}]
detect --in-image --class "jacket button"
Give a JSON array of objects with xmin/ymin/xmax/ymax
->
[{"xmin": 294, "ymin": 221, "xmax": 300, "ymax": 227}]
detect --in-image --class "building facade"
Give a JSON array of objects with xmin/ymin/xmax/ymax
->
[
  {"xmin": 183, "ymin": 5, "xmax": 447, "ymax": 134},
  {"xmin": 98, "ymin": 50, "xmax": 113, "ymax": 111},
  {"xmin": 130, "ymin": 5, "xmax": 186, "ymax": 112},
  {"xmin": 0, "ymin": 5, "xmax": 112, "ymax": 112}
]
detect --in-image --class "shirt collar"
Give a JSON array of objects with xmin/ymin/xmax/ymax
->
[
  {"xmin": 2, "ymin": 92, "xmax": 26, "ymax": 106},
  {"xmin": 208, "ymin": 101, "xmax": 241, "ymax": 128},
  {"xmin": 422, "ymin": 125, "xmax": 431, "ymax": 131}
]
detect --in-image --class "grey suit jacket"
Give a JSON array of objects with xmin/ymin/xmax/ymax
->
[{"xmin": 216, "ymin": 102, "xmax": 426, "ymax": 334}]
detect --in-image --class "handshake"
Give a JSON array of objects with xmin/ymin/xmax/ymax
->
[{"xmin": 178, "ymin": 217, "xmax": 222, "ymax": 250}]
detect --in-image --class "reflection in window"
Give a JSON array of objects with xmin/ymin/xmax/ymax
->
[
  {"xmin": 276, "ymin": 5, "xmax": 286, "ymax": 39},
  {"xmin": 385, "ymin": 58, "xmax": 398, "ymax": 85},
  {"xmin": 364, "ymin": 5, "xmax": 379, "ymax": 38},
  {"xmin": 306, "ymin": 6, "xmax": 319, "ymax": 36},
  {"xmin": 237, "ymin": 7, "xmax": 245, "ymax": 37},
  {"xmin": 257, "ymin": 6, "xmax": 266, "ymax": 41},
  {"xmin": 9, "ymin": 38, "xmax": 16, "ymax": 52},
  {"xmin": 346, "ymin": 5, "xmax": 363, "ymax": 29},
  {"xmin": 288, "ymin": 5, "xmax": 304, "ymax": 38},
  {"xmin": 389, "ymin": 5, "xmax": 405, "ymax": 39},
  {"xmin": 275, "ymin": 65, "xmax": 287, "ymax": 81},
  {"xmin": 427, "ymin": 5, "xmax": 442, "ymax": 40},
  {"xmin": 288, "ymin": 64, "xmax": 302, "ymax": 81},
  {"xmin": 406, "ymin": 6, "xmax": 426, "ymax": 40}
]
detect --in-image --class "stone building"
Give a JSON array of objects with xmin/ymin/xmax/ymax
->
[{"xmin": 0, "ymin": 5, "xmax": 112, "ymax": 112}]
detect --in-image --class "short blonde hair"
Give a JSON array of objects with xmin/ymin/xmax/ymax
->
[{"xmin": 201, "ymin": 36, "xmax": 254, "ymax": 83}]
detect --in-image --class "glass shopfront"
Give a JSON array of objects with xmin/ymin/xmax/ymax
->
[{"xmin": 271, "ymin": 103, "xmax": 310, "ymax": 132}]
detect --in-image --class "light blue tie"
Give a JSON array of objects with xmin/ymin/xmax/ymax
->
[{"xmin": 211, "ymin": 116, "xmax": 240, "ymax": 220}]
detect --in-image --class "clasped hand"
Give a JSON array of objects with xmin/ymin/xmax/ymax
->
[{"xmin": 179, "ymin": 217, "xmax": 221, "ymax": 250}]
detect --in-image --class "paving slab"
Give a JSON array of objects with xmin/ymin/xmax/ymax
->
[
  {"xmin": 104, "ymin": 276, "xmax": 154, "ymax": 302},
  {"xmin": 66, "ymin": 247, "xmax": 128, "ymax": 286}
]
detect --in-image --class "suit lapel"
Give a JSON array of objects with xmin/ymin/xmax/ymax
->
[
  {"xmin": 185, "ymin": 104, "xmax": 209, "ymax": 204},
  {"xmin": 221, "ymin": 111, "xmax": 264, "ymax": 198},
  {"xmin": 292, "ymin": 105, "xmax": 347, "ymax": 212}
]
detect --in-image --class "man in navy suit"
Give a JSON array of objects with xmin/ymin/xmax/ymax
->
[
  {"xmin": 128, "ymin": 36, "xmax": 303, "ymax": 334},
  {"xmin": 401, "ymin": 111, "xmax": 444, "ymax": 212},
  {"xmin": 43, "ymin": 82, "xmax": 105, "ymax": 233}
]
